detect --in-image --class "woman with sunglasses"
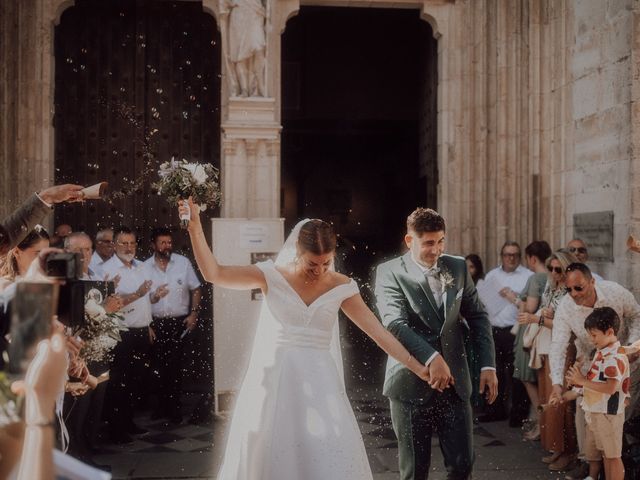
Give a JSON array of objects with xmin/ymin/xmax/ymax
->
[{"xmin": 518, "ymin": 250, "xmax": 578, "ymax": 469}]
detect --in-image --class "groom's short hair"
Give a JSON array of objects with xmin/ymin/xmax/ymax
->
[{"xmin": 407, "ymin": 208, "xmax": 446, "ymax": 234}]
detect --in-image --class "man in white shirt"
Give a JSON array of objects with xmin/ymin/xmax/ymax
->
[
  {"xmin": 549, "ymin": 262, "xmax": 640, "ymax": 465},
  {"xmin": 102, "ymin": 226, "xmax": 168, "ymax": 444},
  {"xmin": 478, "ymin": 241, "xmax": 533, "ymax": 424},
  {"xmin": 144, "ymin": 227, "xmax": 201, "ymax": 423},
  {"xmin": 89, "ymin": 228, "xmax": 114, "ymax": 280}
]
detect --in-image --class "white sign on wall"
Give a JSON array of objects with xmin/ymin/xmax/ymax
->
[{"xmin": 211, "ymin": 218, "xmax": 284, "ymax": 412}]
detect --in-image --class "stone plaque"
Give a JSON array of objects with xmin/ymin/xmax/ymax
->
[{"xmin": 573, "ymin": 211, "xmax": 614, "ymax": 263}]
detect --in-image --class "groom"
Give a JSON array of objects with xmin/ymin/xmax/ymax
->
[{"xmin": 375, "ymin": 207, "xmax": 498, "ymax": 480}]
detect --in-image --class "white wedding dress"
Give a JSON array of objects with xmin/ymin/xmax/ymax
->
[{"xmin": 217, "ymin": 231, "xmax": 373, "ymax": 479}]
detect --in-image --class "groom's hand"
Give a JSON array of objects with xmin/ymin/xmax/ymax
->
[
  {"xmin": 428, "ymin": 355, "xmax": 453, "ymax": 392},
  {"xmin": 479, "ymin": 370, "xmax": 498, "ymax": 404}
]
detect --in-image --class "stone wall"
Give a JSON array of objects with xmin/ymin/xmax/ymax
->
[
  {"xmin": 567, "ymin": 0, "xmax": 634, "ymax": 284},
  {"xmin": 0, "ymin": 0, "xmax": 64, "ymax": 220}
]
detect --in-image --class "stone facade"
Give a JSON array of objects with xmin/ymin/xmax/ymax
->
[{"xmin": 2, "ymin": 0, "xmax": 640, "ymax": 290}]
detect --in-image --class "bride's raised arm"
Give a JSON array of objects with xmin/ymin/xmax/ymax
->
[
  {"xmin": 179, "ymin": 198, "xmax": 266, "ymax": 291},
  {"xmin": 341, "ymin": 294, "xmax": 430, "ymax": 383}
]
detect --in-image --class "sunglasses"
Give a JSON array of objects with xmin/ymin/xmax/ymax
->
[
  {"xmin": 569, "ymin": 247, "xmax": 587, "ymax": 254},
  {"xmin": 547, "ymin": 266, "xmax": 563, "ymax": 274},
  {"xmin": 565, "ymin": 285, "xmax": 586, "ymax": 293}
]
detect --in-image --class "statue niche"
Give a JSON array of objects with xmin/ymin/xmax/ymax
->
[{"xmin": 220, "ymin": 0, "xmax": 267, "ymax": 97}]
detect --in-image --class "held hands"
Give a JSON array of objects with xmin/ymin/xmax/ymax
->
[
  {"xmin": 427, "ymin": 355, "xmax": 454, "ymax": 392},
  {"xmin": 549, "ymin": 384, "xmax": 564, "ymax": 406},
  {"xmin": 548, "ymin": 385, "xmax": 579, "ymax": 406},
  {"xmin": 479, "ymin": 370, "xmax": 498, "ymax": 404}
]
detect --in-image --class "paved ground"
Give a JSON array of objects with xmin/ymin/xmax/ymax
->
[{"xmin": 93, "ymin": 384, "xmax": 562, "ymax": 480}]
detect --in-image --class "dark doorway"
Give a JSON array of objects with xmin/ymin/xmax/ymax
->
[
  {"xmin": 281, "ymin": 6, "xmax": 437, "ymax": 387},
  {"xmin": 53, "ymin": 0, "xmax": 220, "ymax": 393},
  {"xmin": 54, "ymin": 0, "xmax": 221, "ymax": 240}
]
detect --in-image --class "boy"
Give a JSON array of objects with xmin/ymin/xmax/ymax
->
[{"xmin": 565, "ymin": 306, "xmax": 630, "ymax": 480}]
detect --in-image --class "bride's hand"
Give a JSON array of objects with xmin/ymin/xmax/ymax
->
[
  {"xmin": 178, "ymin": 197, "xmax": 202, "ymax": 231},
  {"xmin": 416, "ymin": 364, "xmax": 431, "ymax": 383}
]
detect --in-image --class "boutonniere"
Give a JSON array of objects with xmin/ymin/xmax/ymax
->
[{"xmin": 439, "ymin": 268, "xmax": 455, "ymax": 293}]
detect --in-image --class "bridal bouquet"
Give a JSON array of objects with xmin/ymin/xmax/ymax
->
[
  {"xmin": 74, "ymin": 306, "xmax": 127, "ymax": 363},
  {"xmin": 153, "ymin": 158, "xmax": 221, "ymax": 212}
]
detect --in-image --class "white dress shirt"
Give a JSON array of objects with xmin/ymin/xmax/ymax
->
[
  {"xmin": 89, "ymin": 251, "xmax": 111, "ymax": 281},
  {"xmin": 549, "ymin": 280, "xmax": 640, "ymax": 385},
  {"xmin": 102, "ymin": 254, "xmax": 153, "ymax": 328},
  {"xmin": 483, "ymin": 265, "xmax": 533, "ymax": 328},
  {"xmin": 144, "ymin": 253, "xmax": 201, "ymax": 318}
]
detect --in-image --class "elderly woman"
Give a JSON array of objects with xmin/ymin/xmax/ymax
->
[{"xmin": 517, "ymin": 250, "xmax": 578, "ymax": 471}]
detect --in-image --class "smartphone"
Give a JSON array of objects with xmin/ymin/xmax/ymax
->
[{"xmin": 7, "ymin": 281, "xmax": 59, "ymax": 376}]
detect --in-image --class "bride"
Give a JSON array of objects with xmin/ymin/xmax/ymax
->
[{"xmin": 179, "ymin": 199, "xmax": 431, "ymax": 480}]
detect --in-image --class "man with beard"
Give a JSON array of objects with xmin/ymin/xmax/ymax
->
[
  {"xmin": 144, "ymin": 227, "xmax": 201, "ymax": 423},
  {"xmin": 102, "ymin": 226, "xmax": 169, "ymax": 443}
]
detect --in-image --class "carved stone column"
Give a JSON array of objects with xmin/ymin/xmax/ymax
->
[{"xmin": 221, "ymin": 97, "xmax": 281, "ymax": 218}]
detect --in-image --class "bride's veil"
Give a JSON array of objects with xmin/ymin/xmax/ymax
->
[{"xmin": 272, "ymin": 219, "xmax": 346, "ymax": 388}]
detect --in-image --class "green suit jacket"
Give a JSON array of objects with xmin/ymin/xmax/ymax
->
[{"xmin": 375, "ymin": 253, "xmax": 495, "ymax": 402}]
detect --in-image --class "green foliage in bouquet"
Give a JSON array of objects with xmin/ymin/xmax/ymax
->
[{"xmin": 153, "ymin": 158, "xmax": 221, "ymax": 211}]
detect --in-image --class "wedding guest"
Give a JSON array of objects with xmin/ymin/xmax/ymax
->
[
  {"xmin": 89, "ymin": 228, "xmax": 114, "ymax": 280},
  {"xmin": 50, "ymin": 224, "xmax": 72, "ymax": 249},
  {"xmin": 566, "ymin": 239, "xmax": 603, "ymax": 282},
  {"xmin": 513, "ymin": 240, "xmax": 551, "ymax": 440},
  {"xmin": 478, "ymin": 241, "xmax": 532, "ymax": 425},
  {"xmin": 518, "ymin": 250, "xmax": 579, "ymax": 471},
  {"xmin": 549, "ymin": 263, "xmax": 640, "ymax": 477},
  {"xmin": 0, "ymin": 184, "xmax": 83, "ymax": 257},
  {"xmin": 0, "ymin": 226, "xmax": 50, "ymax": 292},
  {"xmin": 465, "ymin": 254, "xmax": 484, "ymax": 285},
  {"xmin": 565, "ymin": 307, "xmax": 629, "ymax": 480},
  {"xmin": 102, "ymin": 226, "xmax": 165, "ymax": 444},
  {"xmin": 144, "ymin": 227, "xmax": 201, "ymax": 423},
  {"xmin": 465, "ymin": 253, "xmax": 486, "ymax": 407}
]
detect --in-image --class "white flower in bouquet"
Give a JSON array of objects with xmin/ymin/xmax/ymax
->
[{"xmin": 184, "ymin": 163, "xmax": 208, "ymax": 185}]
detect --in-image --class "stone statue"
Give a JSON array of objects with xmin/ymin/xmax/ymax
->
[{"xmin": 220, "ymin": 0, "xmax": 267, "ymax": 97}]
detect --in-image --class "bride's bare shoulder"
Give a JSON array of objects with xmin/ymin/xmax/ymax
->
[{"xmin": 331, "ymin": 271, "xmax": 353, "ymax": 287}]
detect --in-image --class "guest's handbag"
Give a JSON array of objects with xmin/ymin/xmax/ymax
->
[{"xmin": 522, "ymin": 323, "xmax": 540, "ymax": 350}]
